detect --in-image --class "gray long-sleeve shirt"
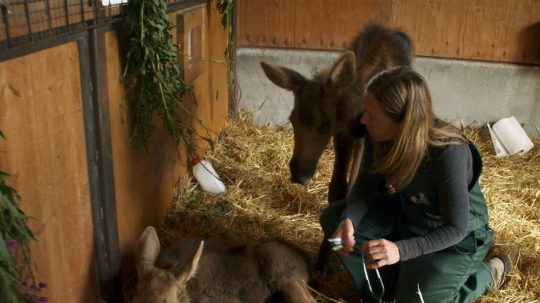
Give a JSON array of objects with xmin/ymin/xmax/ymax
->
[{"xmin": 342, "ymin": 139, "xmax": 474, "ymax": 261}]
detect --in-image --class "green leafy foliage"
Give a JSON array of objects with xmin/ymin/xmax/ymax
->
[
  {"xmin": 123, "ymin": 0, "xmax": 194, "ymax": 151},
  {"xmin": 216, "ymin": 0, "xmax": 234, "ymax": 28},
  {"xmin": 0, "ymin": 132, "xmax": 46, "ymax": 303}
]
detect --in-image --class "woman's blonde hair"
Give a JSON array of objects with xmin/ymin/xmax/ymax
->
[{"xmin": 366, "ymin": 67, "xmax": 467, "ymax": 191}]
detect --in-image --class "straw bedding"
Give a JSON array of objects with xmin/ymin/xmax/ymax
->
[{"xmin": 161, "ymin": 112, "xmax": 540, "ymax": 302}]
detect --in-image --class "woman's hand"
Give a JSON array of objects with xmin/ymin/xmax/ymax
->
[
  {"xmin": 332, "ymin": 218, "xmax": 355, "ymax": 255},
  {"xmin": 361, "ymin": 239, "xmax": 400, "ymax": 269}
]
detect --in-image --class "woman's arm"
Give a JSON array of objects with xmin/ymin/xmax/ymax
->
[{"xmin": 396, "ymin": 144, "xmax": 472, "ymax": 261}]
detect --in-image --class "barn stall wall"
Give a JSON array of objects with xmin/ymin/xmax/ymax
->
[
  {"xmin": 235, "ymin": 0, "xmax": 540, "ymax": 135},
  {"xmin": 107, "ymin": 1, "xmax": 229, "ymax": 284},
  {"xmin": 0, "ymin": 41, "xmax": 100, "ymax": 302},
  {"xmin": 0, "ymin": 0, "xmax": 229, "ymax": 302}
]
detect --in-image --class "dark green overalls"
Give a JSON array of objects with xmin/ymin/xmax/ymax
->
[{"xmin": 320, "ymin": 143, "xmax": 494, "ymax": 303}]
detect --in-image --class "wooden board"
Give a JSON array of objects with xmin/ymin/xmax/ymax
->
[
  {"xmin": 237, "ymin": 0, "xmax": 540, "ymax": 65},
  {"xmin": 107, "ymin": 2, "xmax": 229, "ymax": 263},
  {"xmin": 0, "ymin": 3, "xmax": 231, "ymax": 300},
  {"xmin": 389, "ymin": 0, "xmax": 468, "ymax": 58},
  {"xmin": 0, "ymin": 42, "xmax": 99, "ymax": 302},
  {"xmin": 294, "ymin": 0, "xmax": 393, "ymax": 49},
  {"xmin": 236, "ymin": 0, "xmax": 296, "ymax": 47},
  {"xmin": 177, "ymin": 4, "xmax": 215, "ymax": 151},
  {"xmin": 207, "ymin": 0, "xmax": 229, "ymax": 132},
  {"xmin": 105, "ymin": 29, "xmax": 186, "ymax": 265}
]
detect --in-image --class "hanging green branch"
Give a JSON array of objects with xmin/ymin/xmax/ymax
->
[
  {"xmin": 216, "ymin": 0, "xmax": 235, "ymax": 95},
  {"xmin": 216, "ymin": 0, "xmax": 234, "ymax": 29},
  {"xmin": 0, "ymin": 132, "xmax": 47, "ymax": 303},
  {"xmin": 123, "ymin": 0, "xmax": 194, "ymax": 151}
]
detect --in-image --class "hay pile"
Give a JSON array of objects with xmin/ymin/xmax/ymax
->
[{"xmin": 162, "ymin": 112, "xmax": 540, "ymax": 302}]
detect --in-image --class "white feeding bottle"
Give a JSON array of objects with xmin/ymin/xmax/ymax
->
[{"xmin": 192, "ymin": 156, "xmax": 227, "ymax": 195}]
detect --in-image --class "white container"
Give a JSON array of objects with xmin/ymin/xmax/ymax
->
[
  {"xmin": 488, "ymin": 116, "xmax": 534, "ymax": 157},
  {"xmin": 192, "ymin": 157, "xmax": 227, "ymax": 195}
]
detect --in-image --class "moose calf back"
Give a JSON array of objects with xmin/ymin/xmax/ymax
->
[{"xmin": 351, "ymin": 23, "xmax": 413, "ymax": 92}]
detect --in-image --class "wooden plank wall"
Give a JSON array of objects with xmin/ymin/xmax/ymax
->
[
  {"xmin": 109, "ymin": 1, "xmax": 229, "ymax": 268},
  {"xmin": 106, "ymin": 26, "xmax": 186, "ymax": 280},
  {"xmin": 207, "ymin": 0, "xmax": 230, "ymax": 132},
  {"xmin": 237, "ymin": 0, "xmax": 540, "ymax": 65},
  {"xmin": 0, "ymin": 43, "xmax": 99, "ymax": 302},
  {"xmin": 0, "ymin": 1, "xmax": 229, "ymax": 301}
]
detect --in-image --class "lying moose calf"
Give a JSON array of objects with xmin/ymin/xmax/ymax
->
[{"xmin": 132, "ymin": 226, "xmax": 317, "ymax": 303}]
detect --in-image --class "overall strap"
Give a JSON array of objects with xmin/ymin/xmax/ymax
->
[{"xmin": 467, "ymin": 141, "xmax": 483, "ymax": 190}]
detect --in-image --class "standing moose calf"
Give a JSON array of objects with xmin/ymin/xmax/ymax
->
[
  {"xmin": 260, "ymin": 23, "xmax": 413, "ymax": 270},
  {"xmin": 132, "ymin": 226, "xmax": 316, "ymax": 303}
]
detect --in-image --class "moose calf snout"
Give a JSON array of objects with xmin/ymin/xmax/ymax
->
[{"xmin": 289, "ymin": 160, "xmax": 315, "ymax": 185}]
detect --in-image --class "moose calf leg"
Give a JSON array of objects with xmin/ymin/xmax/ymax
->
[
  {"xmin": 279, "ymin": 278, "xmax": 317, "ymax": 303},
  {"xmin": 317, "ymin": 199, "xmax": 348, "ymax": 272},
  {"xmin": 315, "ymin": 240, "xmax": 332, "ymax": 272}
]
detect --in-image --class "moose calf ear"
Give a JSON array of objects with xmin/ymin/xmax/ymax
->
[
  {"xmin": 326, "ymin": 51, "xmax": 356, "ymax": 93},
  {"xmin": 260, "ymin": 61, "xmax": 306, "ymax": 92},
  {"xmin": 174, "ymin": 240, "xmax": 205, "ymax": 284},
  {"xmin": 137, "ymin": 226, "xmax": 161, "ymax": 275}
]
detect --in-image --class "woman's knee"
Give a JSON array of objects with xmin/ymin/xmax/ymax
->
[
  {"xmin": 394, "ymin": 253, "xmax": 474, "ymax": 303},
  {"xmin": 319, "ymin": 200, "xmax": 347, "ymax": 235}
]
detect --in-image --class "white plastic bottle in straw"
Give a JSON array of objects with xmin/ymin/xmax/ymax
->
[{"xmin": 192, "ymin": 156, "xmax": 227, "ymax": 195}]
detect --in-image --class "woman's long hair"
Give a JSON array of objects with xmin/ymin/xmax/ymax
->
[{"xmin": 367, "ymin": 67, "xmax": 467, "ymax": 191}]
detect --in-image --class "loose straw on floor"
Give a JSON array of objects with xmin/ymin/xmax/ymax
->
[{"xmin": 162, "ymin": 113, "xmax": 540, "ymax": 303}]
